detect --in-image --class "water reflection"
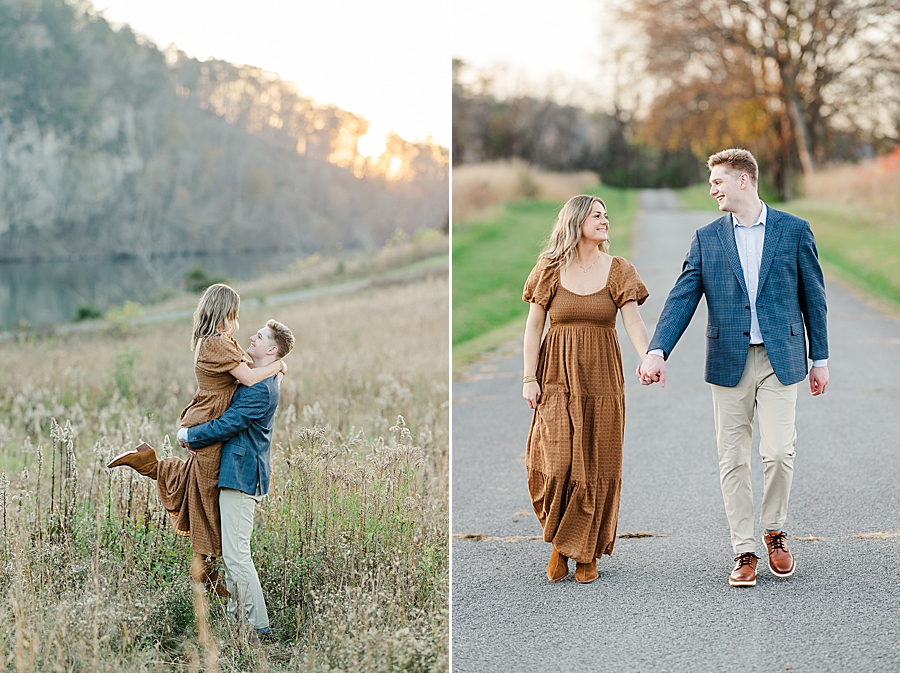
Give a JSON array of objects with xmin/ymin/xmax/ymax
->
[{"xmin": 0, "ymin": 250, "xmax": 302, "ymax": 330}]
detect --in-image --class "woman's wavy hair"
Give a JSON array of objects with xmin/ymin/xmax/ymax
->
[
  {"xmin": 191, "ymin": 283, "xmax": 240, "ymax": 351},
  {"xmin": 540, "ymin": 194, "xmax": 608, "ymax": 267}
]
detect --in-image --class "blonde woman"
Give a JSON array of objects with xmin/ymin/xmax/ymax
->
[
  {"xmin": 108, "ymin": 284, "xmax": 285, "ymax": 592},
  {"xmin": 522, "ymin": 195, "xmax": 652, "ymax": 584}
]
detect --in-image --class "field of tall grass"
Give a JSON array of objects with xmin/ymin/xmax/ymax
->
[
  {"xmin": 452, "ymin": 162, "xmax": 638, "ymax": 368},
  {"xmin": 452, "ymin": 159, "xmax": 599, "ymax": 223},
  {"xmin": 0, "ymin": 248, "xmax": 449, "ymax": 671}
]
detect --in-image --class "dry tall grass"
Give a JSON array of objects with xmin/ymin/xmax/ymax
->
[
  {"xmin": 802, "ymin": 148, "xmax": 900, "ymax": 217},
  {"xmin": 452, "ymin": 159, "xmax": 598, "ymax": 222},
  {"xmin": 0, "ymin": 268, "xmax": 449, "ymax": 671}
]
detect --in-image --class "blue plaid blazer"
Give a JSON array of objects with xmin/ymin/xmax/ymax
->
[
  {"xmin": 648, "ymin": 206, "xmax": 828, "ymax": 387},
  {"xmin": 186, "ymin": 376, "xmax": 279, "ymax": 495}
]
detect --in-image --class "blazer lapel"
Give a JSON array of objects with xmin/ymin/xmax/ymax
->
[
  {"xmin": 756, "ymin": 205, "xmax": 785, "ymax": 296},
  {"xmin": 715, "ymin": 216, "xmax": 749, "ymax": 298}
]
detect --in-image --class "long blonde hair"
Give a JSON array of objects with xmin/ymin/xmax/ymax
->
[
  {"xmin": 540, "ymin": 194, "xmax": 609, "ymax": 268},
  {"xmin": 191, "ymin": 283, "xmax": 240, "ymax": 351}
]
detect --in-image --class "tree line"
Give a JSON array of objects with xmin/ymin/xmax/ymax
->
[
  {"xmin": 0, "ymin": 0, "xmax": 448, "ymax": 263},
  {"xmin": 454, "ymin": 0, "xmax": 900, "ymax": 199}
]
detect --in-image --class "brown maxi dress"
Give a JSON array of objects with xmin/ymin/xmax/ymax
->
[
  {"xmin": 523, "ymin": 255, "xmax": 649, "ymax": 564},
  {"xmin": 156, "ymin": 333, "xmax": 246, "ymax": 558}
]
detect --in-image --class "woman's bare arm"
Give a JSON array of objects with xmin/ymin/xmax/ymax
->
[
  {"xmin": 523, "ymin": 302, "xmax": 547, "ymax": 409},
  {"xmin": 229, "ymin": 359, "xmax": 285, "ymax": 387},
  {"xmin": 620, "ymin": 300, "xmax": 650, "ymax": 359}
]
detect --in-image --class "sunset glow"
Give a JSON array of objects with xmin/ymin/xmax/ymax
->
[{"xmin": 357, "ymin": 130, "xmax": 388, "ymax": 158}]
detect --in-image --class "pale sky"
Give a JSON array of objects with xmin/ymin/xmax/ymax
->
[
  {"xmin": 452, "ymin": 0, "xmax": 617, "ymax": 109},
  {"xmin": 95, "ymin": 0, "xmax": 450, "ymax": 150}
]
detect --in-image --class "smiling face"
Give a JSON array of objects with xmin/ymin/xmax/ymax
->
[
  {"xmin": 247, "ymin": 326, "xmax": 277, "ymax": 360},
  {"xmin": 580, "ymin": 200, "xmax": 609, "ymax": 245},
  {"xmin": 708, "ymin": 165, "xmax": 748, "ymax": 212}
]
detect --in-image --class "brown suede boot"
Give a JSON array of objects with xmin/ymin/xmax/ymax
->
[
  {"xmin": 546, "ymin": 548, "xmax": 569, "ymax": 582},
  {"xmin": 575, "ymin": 559, "xmax": 598, "ymax": 584},
  {"xmin": 107, "ymin": 442, "xmax": 159, "ymax": 479}
]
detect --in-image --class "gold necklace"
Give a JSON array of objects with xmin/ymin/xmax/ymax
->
[{"xmin": 576, "ymin": 252, "xmax": 601, "ymax": 273}]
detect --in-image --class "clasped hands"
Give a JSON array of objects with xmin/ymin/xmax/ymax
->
[
  {"xmin": 635, "ymin": 356, "xmax": 830, "ymax": 395},
  {"xmin": 636, "ymin": 353, "xmax": 666, "ymax": 387}
]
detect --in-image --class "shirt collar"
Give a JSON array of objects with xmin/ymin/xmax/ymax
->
[{"xmin": 732, "ymin": 202, "xmax": 767, "ymax": 229}]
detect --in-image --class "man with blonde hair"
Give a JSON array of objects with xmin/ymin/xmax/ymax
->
[
  {"xmin": 639, "ymin": 148, "xmax": 829, "ymax": 587},
  {"xmin": 179, "ymin": 319, "xmax": 295, "ymax": 639}
]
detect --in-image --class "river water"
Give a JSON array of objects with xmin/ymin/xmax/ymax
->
[{"xmin": 0, "ymin": 250, "xmax": 303, "ymax": 330}]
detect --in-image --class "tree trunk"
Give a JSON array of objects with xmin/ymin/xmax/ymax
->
[{"xmin": 779, "ymin": 62, "xmax": 816, "ymax": 175}]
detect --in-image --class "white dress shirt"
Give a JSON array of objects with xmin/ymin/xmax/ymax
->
[
  {"xmin": 733, "ymin": 203, "xmax": 767, "ymax": 345},
  {"xmin": 649, "ymin": 202, "xmax": 826, "ymax": 367}
]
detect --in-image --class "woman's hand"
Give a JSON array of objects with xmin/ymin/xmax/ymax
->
[
  {"xmin": 279, "ymin": 359, "xmax": 288, "ymax": 374},
  {"xmin": 523, "ymin": 381, "xmax": 542, "ymax": 409}
]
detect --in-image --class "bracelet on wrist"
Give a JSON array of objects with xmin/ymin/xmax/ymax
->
[{"xmin": 523, "ymin": 375, "xmax": 537, "ymax": 383}]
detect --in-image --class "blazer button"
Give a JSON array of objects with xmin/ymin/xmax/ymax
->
[
  {"xmin": 743, "ymin": 331, "xmax": 749, "ymax": 336},
  {"xmin": 745, "ymin": 306, "xmax": 750, "ymax": 310}
]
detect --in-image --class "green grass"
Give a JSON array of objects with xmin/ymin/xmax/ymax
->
[
  {"xmin": 452, "ymin": 186, "xmax": 638, "ymax": 354},
  {"xmin": 788, "ymin": 202, "xmax": 900, "ymax": 309}
]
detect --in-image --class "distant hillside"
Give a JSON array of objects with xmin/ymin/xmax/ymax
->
[{"xmin": 0, "ymin": 0, "xmax": 448, "ymax": 262}]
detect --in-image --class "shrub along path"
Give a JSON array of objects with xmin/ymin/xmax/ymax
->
[{"xmin": 451, "ymin": 190, "xmax": 900, "ymax": 672}]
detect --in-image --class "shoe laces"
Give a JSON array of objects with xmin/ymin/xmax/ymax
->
[
  {"xmin": 767, "ymin": 531, "xmax": 788, "ymax": 551},
  {"xmin": 734, "ymin": 552, "xmax": 758, "ymax": 568}
]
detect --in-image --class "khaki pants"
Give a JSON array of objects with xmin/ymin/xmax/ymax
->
[
  {"xmin": 219, "ymin": 488, "xmax": 269, "ymax": 631},
  {"xmin": 710, "ymin": 345, "xmax": 798, "ymax": 554}
]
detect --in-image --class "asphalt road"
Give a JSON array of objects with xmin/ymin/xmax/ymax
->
[{"xmin": 451, "ymin": 190, "xmax": 900, "ymax": 673}]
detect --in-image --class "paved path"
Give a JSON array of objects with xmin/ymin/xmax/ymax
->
[{"xmin": 451, "ymin": 190, "xmax": 900, "ymax": 672}]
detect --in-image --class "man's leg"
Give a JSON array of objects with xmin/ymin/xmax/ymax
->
[
  {"xmin": 219, "ymin": 488, "xmax": 270, "ymax": 632},
  {"xmin": 755, "ymin": 347, "xmax": 799, "ymax": 577},
  {"xmin": 710, "ymin": 354, "xmax": 758, "ymax": 555},
  {"xmin": 756, "ymin": 349, "xmax": 798, "ymax": 532}
]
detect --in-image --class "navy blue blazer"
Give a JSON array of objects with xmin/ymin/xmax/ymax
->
[
  {"xmin": 648, "ymin": 206, "xmax": 828, "ymax": 387},
  {"xmin": 185, "ymin": 375, "xmax": 280, "ymax": 495}
]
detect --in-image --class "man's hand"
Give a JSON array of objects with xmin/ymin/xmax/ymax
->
[
  {"xmin": 809, "ymin": 365, "xmax": 829, "ymax": 396},
  {"xmin": 638, "ymin": 354, "xmax": 666, "ymax": 387},
  {"xmin": 177, "ymin": 427, "xmax": 196, "ymax": 455},
  {"xmin": 523, "ymin": 381, "xmax": 541, "ymax": 409}
]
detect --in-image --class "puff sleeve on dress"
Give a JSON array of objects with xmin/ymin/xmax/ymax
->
[
  {"xmin": 607, "ymin": 257, "xmax": 649, "ymax": 308},
  {"xmin": 523, "ymin": 256, "xmax": 559, "ymax": 309},
  {"xmin": 197, "ymin": 334, "xmax": 246, "ymax": 375}
]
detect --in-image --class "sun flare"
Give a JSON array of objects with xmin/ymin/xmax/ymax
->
[{"xmin": 356, "ymin": 130, "xmax": 388, "ymax": 158}]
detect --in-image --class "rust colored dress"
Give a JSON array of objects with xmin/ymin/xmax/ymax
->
[
  {"xmin": 523, "ymin": 256, "xmax": 649, "ymax": 563},
  {"xmin": 156, "ymin": 333, "xmax": 245, "ymax": 558}
]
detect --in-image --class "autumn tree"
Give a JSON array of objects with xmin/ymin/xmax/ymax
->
[{"xmin": 621, "ymin": 0, "xmax": 900, "ymax": 197}]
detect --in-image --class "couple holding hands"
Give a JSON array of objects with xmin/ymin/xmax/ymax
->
[
  {"xmin": 522, "ymin": 148, "xmax": 829, "ymax": 587},
  {"xmin": 108, "ymin": 283, "xmax": 295, "ymax": 640}
]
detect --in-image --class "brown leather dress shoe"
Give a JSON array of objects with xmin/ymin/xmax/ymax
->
[
  {"xmin": 546, "ymin": 548, "xmax": 569, "ymax": 582},
  {"xmin": 763, "ymin": 531, "xmax": 796, "ymax": 577},
  {"xmin": 574, "ymin": 560, "xmax": 598, "ymax": 584},
  {"xmin": 107, "ymin": 442, "xmax": 159, "ymax": 479},
  {"xmin": 729, "ymin": 552, "xmax": 759, "ymax": 587}
]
